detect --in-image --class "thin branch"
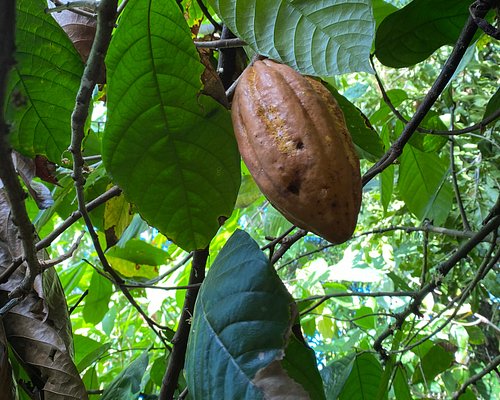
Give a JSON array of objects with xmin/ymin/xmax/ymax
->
[
  {"xmin": 450, "ymin": 140, "xmax": 472, "ymax": 231},
  {"xmin": 124, "ymin": 283, "xmax": 201, "ymax": 291},
  {"xmin": 195, "ymin": 38, "xmax": 247, "ymax": 49},
  {"xmin": 280, "ymin": 222, "xmax": 499, "ymax": 270},
  {"xmin": 363, "ymin": 1, "xmax": 494, "ymax": 185},
  {"xmin": 195, "ymin": 0, "xmax": 222, "ymax": 32},
  {"xmin": 0, "ymin": 1, "xmax": 41, "ymax": 297},
  {"xmin": 262, "ymin": 226, "xmax": 296, "ymax": 250},
  {"xmin": 47, "ymin": 0, "xmax": 97, "ymax": 18},
  {"xmin": 68, "ymin": 0, "xmax": 169, "ymax": 342},
  {"xmin": 370, "ymin": 56, "xmax": 500, "ymax": 137},
  {"xmin": 299, "ymin": 291, "xmax": 417, "ymax": 316},
  {"xmin": 36, "ymin": 185, "xmax": 121, "ymax": 251},
  {"xmin": 452, "ymin": 355, "xmax": 500, "ymax": 399},
  {"xmin": 372, "ymin": 213, "xmax": 500, "ymax": 357},
  {"xmin": 160, "ymin": 248, "xmax": 209, "ymax": 400},
  {"xmin": 40, "ymin": 231, "xmax": 85, "ymax": 270},
  {"xmin": 271, "ymin": 229, "xmax": 308, "ymax": 265},
  {"xmin": 116, "ymin": 0, "xmax": 129, "ymax": 15},
  {"xmin": 68, "ymin": 289, "xmax": 88, "ymax": 314},
  {"xmin": 469, "ymin": 0, "xmax": 500, "ymax": 39}
]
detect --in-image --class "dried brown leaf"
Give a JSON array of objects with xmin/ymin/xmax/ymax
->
[{"xmin": 0, "ymin": 322, "xmax": 16, "ymax": 400}]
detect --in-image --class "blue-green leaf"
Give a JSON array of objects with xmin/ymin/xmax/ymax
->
[
  {"xmin": 6, "ymin": 0, "xmax": 83, "ymax": 164},
  {"xmin": 186, "ymin": 230, "xmax": 312, "ymax": 399},
  {"xmin": 103, "ymin": 0, "xmax": 240, "ymax": 251},
  {"xmin": 101, "ymin": 351, "xmax": 149, "ymax": 400},
  {"xmin": 207, "ymin": 0, "xmax": 375, "ymax": 76}
]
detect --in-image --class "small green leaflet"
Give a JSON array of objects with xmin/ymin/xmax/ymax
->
[
  {"xmin": 6, "ymin": 0, "xmax": 83, "ymax": 164},
  {"xmin": 103, "ymin": 0, "xmax": 240, "ymax": 251},
  {"xmin": 207, "ymin": 0, "xmax": 375, "ymax": 76},
  {"xmin": 338, "ymin": 353, "xmax": 386, "ymax": 400}
]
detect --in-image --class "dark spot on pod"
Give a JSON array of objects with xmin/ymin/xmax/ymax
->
[{"xmin": 296, "ymin": 141, "xmax": 304, "ymax": 150}]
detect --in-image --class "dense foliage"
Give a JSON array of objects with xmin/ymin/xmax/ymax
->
[{"xmin": 0, "ymin": 0, "xmax": 498, "ymax": 399}]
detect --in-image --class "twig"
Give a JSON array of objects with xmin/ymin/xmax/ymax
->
[
  {"xmin": 299, "ymin": 291, "xmax": 417, "ymax": 316},
  {"xmin": 262, "ymin": 226, "xmax": 296, "ymax": 250},
  {"xmin": 144, "ymin": 251, "xmax": 193, "ymax": 285},
  {"xmin": 40, "ymin": 231, "xmax": 85, "ymax": 270},
  {"xmin": 159, "ymin": 248, "xmax": 209, "ymax": 400},
  {"xmin": 124, "ymin": 283, "xmax": 201, "ymax": 291},
  {"xmin": 46, "ymin": 0, "xmax": 99, "ymax": 13},
  {"xmin": 68, "ymin": 289, "xmax": 88, "ymax": 314},
  {"xmin": 47, "ymin": 0, "xmax": 97, "ymax": 18},
  {"xmin": 271, "ymin": 229, "xmax": 308, "ymax": 265},
  {"xmin": 195, "ymin": 0, "xmax": 222, "ymax": 32},
  {"xmin": 280, "ymin": 222, "xmax": 500, "ymax": 270},
  {"xmin": 452, "ymin": 355, "xmax": 500, "ymax": 399},
  {"xmin": 36, "ymin": 185, "xmax": 121, "ymax": 250},
  {"xmin": 195, "ymin": 38, "xmax": 247, "ymax": 49},
  {"xmin": 0, "ymin": 297, "xmax": 23, "ymax": 318},
  {"xmin": 450, "ymin": 140, "xmax": 472, "ymax": 231},
  {"xmin": 372, "ymin": 213, "xmax": 500, "ymax": 357},
  {"xmin": 68, "ymin": 0, "xmax": 169, "ymax": 342},
  {"xmin": 370, "ymin": 57, "xmax": 500, "ymax": 137},
  {"xmin": 116, "ymin": 0, "xmax": 129, "ymax": 15},
  {"xmin": 469, "ymin": 0, "xmax": 500, "ymax": 39},
  {"xmin": 0, "ymin": 1, "xmax": 41, "ymax": 298},
  {"xmin": 363, "ymin": 1, "xmax": 494, "ymax": 185}
]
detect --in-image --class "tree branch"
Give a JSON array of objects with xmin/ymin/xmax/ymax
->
[
  {"xmin": 195, "ymin": 0, "xmax": 222, "ymax": 32},
  {"xmin": 195, "ymin": 38, "xmax": 246, "ymax": 49},
  {"xmin": 372, "ymin": 212, "xmax": 500, "ymax": 357},
  {"xmin": 0, "ymin": 0, "xmax": 42, "ymax": 297},
  {"xmin": 452, "ymin": 355, "xmax": 500, "ymax": 399},
  {"xmin": 370, "ymin": 56, "xmax": 500, "ymax": 137},
  {"xmin": 450, "ymin": 139, "xmax": 472, "ymax": 231},
  {"xmin": 299, "ymin": 291, "xmax": 417, "ymax": 316},
  {"xmin": 159, "ymin": 248, "xmax": 209, "ymax": 400},
  {"xmin": 363, "ymin": 1, "xmax": 494, "ymax": 185}
]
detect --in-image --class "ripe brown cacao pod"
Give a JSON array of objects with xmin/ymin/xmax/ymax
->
[{"xmin": 231, "ymin": 59, "xmax": 362, "ymax": 244}]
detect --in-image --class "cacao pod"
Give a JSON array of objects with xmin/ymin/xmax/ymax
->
[{"xmin": 231, "ymin": 59, "xmax": 362, "ymax": 244}]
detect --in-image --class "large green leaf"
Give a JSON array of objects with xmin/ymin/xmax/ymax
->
[
  {"xmin": 339, "ymin": 353, "xmax": 386, "ymax": 400},
  {"xmin": 186, "ymin": 230, "xmax": 312, "ymax": 399},
  {"xmin": 207, "ymin": 0, "xmax": 375, "ymax": 76},
  {"xmin": 6, "ymin": 0, "xmax": 83, "ymax": 164},
  {"xmin": 375, "ymin": 0, "xmax": 472, "ymax": 67},
  {"xmin": 103, "ymin": 0, "xmax": 240, "ymax": 251},
  {"xmin": 412, "ymin": 344, "xmax": 454, "ymax": 384},
  {"xmin": 398, "ymin": 145, "xmax": 453, "ymax": 225}
]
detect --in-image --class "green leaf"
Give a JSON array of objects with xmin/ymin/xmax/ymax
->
[
  {"xmin": 372, "ymin": 0, "xmax": 398, "ymax": 28},
  {"xmin": 235, "ymin": 174, "xmax": 263, "ymax": 209},
  {"xmin": 324, "ymin": 83, "xmax": 384, "ymax": 161},
  {"xmin": 207, "ymin": 0, "xmax": 375, "ymax": 76},
  {"xmin": 321, "ymin": 353, "xmax": 355, "ymax": 399},
  {"xmin": 282, "ymin": 335, "xmax": 326, "ymax": 400},
  {"xmin": 185, "ymin": 230, "xmax": 306, "ymax": 399},
  {"xmin": 103, "ymin": 0, "xmax": 240, "ymax": 251},
  {"xmin": 484, "ymin": 87, "xmax": 500, "ymax": 120},
  {"xmin": 83, "ymin": 270, "xmax": 113, "ymax": 324},
  {"xmin": 354, "ymin": 306, "xmax": 375, "ymax": 330},
  {"xmin": 375, "ymin": 0, "xmax": 472, "ymax": 67},
  {"xmin": 339, "ymin": 353, "xmax": 386, "ymax": 400},
  {"xmin": 82, "ymin": 368, "xmax": 99, "ymax": 399},
  {"xmin": 398, "ymin": 145, "xmax": 453, "ymax": 225},
  {"xmin": 6, "ymin": 0, "xmax": 83, "ymax": 164},
  {"xmin": 412, "ymin": 344, "xmax": 454, "ymax": 384},
  {"xmin": 106, "ymin": 239, "xmax": 169, "ymax": 266},
  {"xmin": 370, "ymin": 89, "xmax": 408, "ymax": 126},
  {"xmin": 74, "ymin": 335, "xmax": 111, "ymax": 373},
  {"xmin": 393, "ymin": 364, "xmax": 412, "ymax": 400},
  {"xmin": 101, "ymin": 351, "xmax": 149, "ymax": 400},
  {"xmin": 150, "ymin": 355, "xmax": 167, "ymax": 387},
  {"xmin": 465, "ymin": 326, "xmax": 486, "ymax": 345},
  {"xmin": 409, "ymin": 112, "xmax": 448, "ymax": 153}
]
